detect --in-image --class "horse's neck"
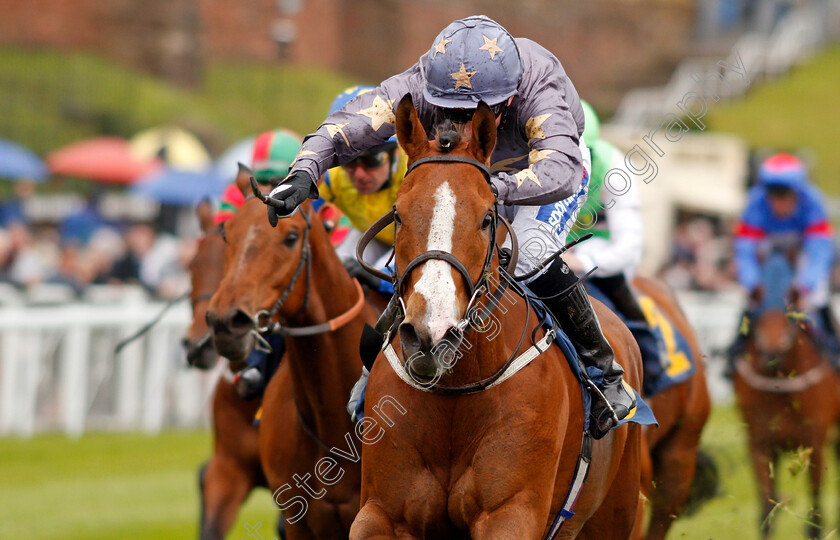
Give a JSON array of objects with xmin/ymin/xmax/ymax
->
[{"xmin": 285, "ymin": 225, "xmax": 366, "ymax": 440}]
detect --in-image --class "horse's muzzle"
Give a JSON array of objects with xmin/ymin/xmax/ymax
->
[
  {"xmin": 205, "ymin": 308, "xmax": 256, "ymax": 364},
  {"xmin": 399, "ymin": 322, "xmax": 465, "ymax": 383},
  {"xmin": 182, "ymin": 334, "xmax": 219, "ymax": 370}
]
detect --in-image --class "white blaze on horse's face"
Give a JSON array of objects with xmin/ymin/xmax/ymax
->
[
  {"xmin": 235, "ymin": 226, "xmax": 259, "ymax": 276},
  {"xmin": 413, "ymin": 181, "xmax": 459, "ymax": 343}
]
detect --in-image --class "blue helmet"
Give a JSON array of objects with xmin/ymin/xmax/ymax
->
[
  {"xmin": 758, "ymin": 153, "xmax": 807, "ymax": 189},
  {"xmin": 329, "ymin": 85, "xmax": 375, "ymax": 115},
  {"xmin": 421, "ymin": 15, "xmax": 523, "ymax": 108}
]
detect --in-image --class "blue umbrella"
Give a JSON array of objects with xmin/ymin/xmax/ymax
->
[
  {"xmin": 0, "ymin": 139, "xmax": 48, "ymax": 181},
  {"xmin": 131, "ymin": 166, "xmax": 227, "ymax": 206}
]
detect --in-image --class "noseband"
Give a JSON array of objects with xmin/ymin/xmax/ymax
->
[{"xmin": 356, "ymin": 154, "xmax": 519, "ymax": 328}]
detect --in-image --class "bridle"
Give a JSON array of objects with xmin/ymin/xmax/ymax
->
[
  {"xmin": 247, "ymin": 178, "xmax": 365, "ymax": 347},
  {"xmin": 355, "ymin": 154, "xmax": 554, "ymax": 396}
]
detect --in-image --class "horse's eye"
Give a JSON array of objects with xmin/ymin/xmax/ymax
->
[
  {"xmin": 284, "ymin": 231, "xmax": 300, "ymax": 247},
  {"xmin": 393, "ymin": 210, "xmax": 402, "ymax": 226},
  {"xmin": 220, "ymin": 225, "xmax": 228, "ymax": 243},
  {"xmin": 481, "ymin": 213, "xmax": 493, "ymax": 230}
]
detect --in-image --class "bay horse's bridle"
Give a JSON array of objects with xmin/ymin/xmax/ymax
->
[{"xmin": 247, "ymin": 177, "xmax": 365, "ymax": 345}]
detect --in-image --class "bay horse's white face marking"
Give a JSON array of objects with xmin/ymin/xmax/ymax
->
[{"xmin": 413, "ymin": 181, "xmax": 459, "ymax": 343}]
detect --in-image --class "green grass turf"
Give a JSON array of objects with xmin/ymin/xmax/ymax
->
[
  {"xmin": 706, "ymin": 45, "xmax": 840, "ymax": 196},
  {"xmin": 0, "ymin": 405, "xmax": 838, "ymax": 539}
]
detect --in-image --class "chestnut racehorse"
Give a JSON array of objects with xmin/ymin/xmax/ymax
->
[
  {"xmin": 631, "ymin": 276, "xmax": 711, "ymax": 540},
  {"xmin": 206, "ymin": 174, "xmax": 377, "ymax": 539},
  {"xmin": 183, "ymin": 198, "xmax": 269, "ymax": 540},
  {"xmin": 350, "ymin": 96, "xmax": 644, "ymax": 539},
  {"xmin": 733, "ymin": 251, "xmax": 840, "ymax": 539}
]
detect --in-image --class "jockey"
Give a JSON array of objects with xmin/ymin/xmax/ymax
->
[
  {"xmin": 312, "ymin": 86, "xmax": 406, "ymax": 295},
  {"xmin": 728, "ymin": 153, "xmax": 839, "ymax": 371},
  {"xmin": 263, "ymin": 16, "xmax": 635, "ymax": 439},
  {"xmin": 230, "ymin": 128, "xmax": 301, "ymax": 400},
  {"xmin": 564, "ymin": 101, "xmax": 665, "ymax": 395}
]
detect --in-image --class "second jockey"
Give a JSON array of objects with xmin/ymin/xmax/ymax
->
[
  {"xmin": 728, "ymin": 153, "xmax": 839, "ymax": 372},
  {"xmin": 312, "ymin": 86, "xmax": 406, "ymax": 296}
]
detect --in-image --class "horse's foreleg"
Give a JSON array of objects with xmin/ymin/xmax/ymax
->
[
  {"xmin": 469, "ymin": 501, "xmax": 545, "ymax": 540},
  {"xmin": 200, "ymin": 455, "xmax": 256, "ymax": 540},
  {"xmin": 747, "ymin": 443, "xmax": 777, "ymax": 540},
  {"xmin": 806, "ymin": 446, "xmax": 824, "ymax": 539},
  {"xmin": 350, "ymin": 502, "xmax": 403, "ymax": 540}
]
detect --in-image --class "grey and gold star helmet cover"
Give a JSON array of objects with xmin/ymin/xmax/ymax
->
[{"xmin": 421, "ymin": 15, "xmax": 523, "ymax": 109}]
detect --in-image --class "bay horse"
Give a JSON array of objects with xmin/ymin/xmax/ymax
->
[
  {"xmin": 350, "ymin": 96, "xmax": 644, "ymax": 539},
  {"xmin": 205, "ymin": 173, "xmax": 378, "ymax": 539},
  {"xmin": 733, "ymin": 251, "xmax": 840, "ymax": 538},
  {"xmin": 631, "ymin": 276, "xmax": 711, "ymax": 540},
  {"xmin": 182, "ymin": 196, "xmax": 269, "ymax": 540}
]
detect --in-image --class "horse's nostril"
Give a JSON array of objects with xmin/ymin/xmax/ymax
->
[
  {"xmin": 399, "ymin": 323, "xmax": 419, "ymax": 352},
  {"xmin": 399, "ymin": 322, "xmax": 433, "ymax": 356},
  {"xmin": 231, "ymin": 309, "xmax": 254, "ymax": 332},
  {"xmin": 180, "ymin": 337, "xmax": 191, "ymax": 351}
]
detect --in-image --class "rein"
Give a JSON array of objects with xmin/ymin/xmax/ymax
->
[{"xmin": 735, "ymin": 358, "xmax": 828, "ymax": 393}]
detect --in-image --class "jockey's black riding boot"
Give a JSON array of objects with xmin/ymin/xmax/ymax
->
[
  {"xmin": 529, "ymin": 261, "xmax": 636, "ymax": 440},
  {"xmin": 591, "ymin": 275, "xmax": 664, "ymax": 396},
  {"xmin": 724, "ymin": 309, "xmax": 753, "ymax": 379}
]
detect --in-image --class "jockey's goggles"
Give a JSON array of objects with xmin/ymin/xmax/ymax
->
[
  {"xmin": 342, "ymin": 150, "xmax": 389, "ymax": 170},
  {"xmin": 767, "ymin": 185, "xmax": 796, "ymax": 197},
  {"xmin": 441, "ymin": 102, "xmax": 506, "ymax": 125}
]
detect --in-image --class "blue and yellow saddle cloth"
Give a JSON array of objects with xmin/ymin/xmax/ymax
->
[
  {"xmin": 528, "ymin": 295, "xmax": 657, "ymax": 433},
  {"xmin": 585, "ymin": 284, "xmax": 695, "ymax": 397}
]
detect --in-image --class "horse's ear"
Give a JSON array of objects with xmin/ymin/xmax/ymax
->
[
  {"xmin": 196, "ymin": 198, "xmax": 215, "ymax": 233},
  {"xmin": 469, "ymin": 101, "xmax": 497, "ymax": 165},
  {"xmin": 396, "ymin": 93, "xmax": 429, "ymax": 159},
  {"xmin": 751, "ymin": 286, "xmax": 764, "ymax": 304},
  {"xmin": 235, "ymin": 162, "xmax": 253, "ymax": 197}
]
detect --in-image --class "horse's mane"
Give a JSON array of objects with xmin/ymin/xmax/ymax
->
[{"xmin": 431, "ymin": 119, "xmax": 469, "ymax": 154}]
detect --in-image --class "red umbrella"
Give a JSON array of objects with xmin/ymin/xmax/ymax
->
[{"xmin": 47, "ymin": 137, "xmax": 161, "ymax": 184}]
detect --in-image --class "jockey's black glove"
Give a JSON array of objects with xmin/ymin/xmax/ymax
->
[
  {"xmin": 342, "ymin": 257, "xmax": 382, "ymax": 291},
  {"xmin": 266, "ymin": 171, "xmax": 318, "ymax": 227}
]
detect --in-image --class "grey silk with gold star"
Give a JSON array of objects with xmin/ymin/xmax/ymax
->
[{"xmin": 289, "ymin": 38, "xmax": 585, "ymax": 207}]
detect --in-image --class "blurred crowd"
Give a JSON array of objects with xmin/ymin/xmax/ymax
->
[
  {"xmin": 659, "ymin": 212, "xmax": 840, "ymax": 293},
  {"xmin": 659, "ymin": 215, "xmax": 739, "ymax": 292},
  {"xmin": 0, "ymin": 193, "xmax": 194, "ymax": 300}
]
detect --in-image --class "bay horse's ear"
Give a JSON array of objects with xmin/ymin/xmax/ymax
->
[
  {"xmin": 235, "ymin": 162, "xmax": 253, "ymax": 197},
  {"xmin": 196, "ymin": 198, "xmax": 215, "ymax": 233},
  {"xmin": 469, "ymin": 101, "xmax": 497, "ymax": 165},
  {"xmin": 396, "ymin": 93, "xmax": 429, "ymax": 159}
]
